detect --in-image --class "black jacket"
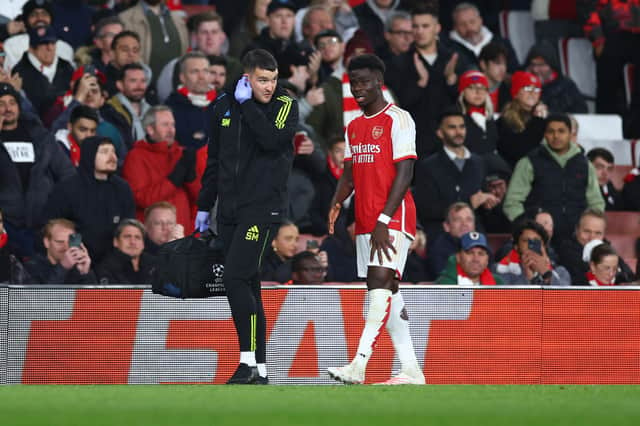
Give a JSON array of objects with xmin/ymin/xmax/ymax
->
[
  {"xmin": 260, "ymin": 248, "xmax": 292, "ymax": 283},
  {"xmin": 385, "ymin": 43, "xmax": 467, "ymax": 157},
  {"xmin": 541, "ymin": 76, "xmax": 588, "ymax": 114},
  {"xmin": 557, "ymin": 236, "xmax": 635, "ymax": 285},
  {"xmin": 44, "ymin": 136, "xmax": 136, "ymax": 263},
  {"xmin": 96, "ymin": 248, "xmax": 157, "ymax": 285},
  {"xmin": 197, "ymin": 88, "xmax": 298, "ymax": 224},
  {"xmin": 426, "ymin": 232, "xmax": 459, "ymax": 280},
  {"xmin": 464, "ymin": 114, "xmax": 499, "ymax": 156},
  {"xmin": 0, "ymin": 114, "xmax": 76, "ymax": 229},
  {"xmin": 12, "ymin": 52, "xmax": 74, "ymax": 118},
  {"xmin": 601, "ymin": 181, "xmax": 625, "ymax": 211},
  {"xmin": 496, "ymin": 115, "xmax": 546, "ymax": 168},
  {"xmin": 413, "ymin": 148, "xmax": 486, "ymax": 240},
  {"xmin": 244, "ymin": 28, "xmax": 310, "ymax": 79},
  {"xmin": 444, "ymin": 34, "xmax": 520, "ymax": 73},
  {"xmin": 622, "ymin": 175, "xmax": 640, "ymax": 211},
  {"xmin": 165, "ymin": 91, "xmax": 216, "ymax": 150},
  {"xmin": 23, "ymin": 254, "xmax": 97, "ymax": 284}
]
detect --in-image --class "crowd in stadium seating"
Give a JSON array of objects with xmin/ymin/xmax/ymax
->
[{"xmin": 1, "ymin": 0, "xmax": 640, "ymax": 286}]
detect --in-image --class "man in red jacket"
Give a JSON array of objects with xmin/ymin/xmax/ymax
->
[{"xmin": 122, "ymin": 105, "xmax": 199, "ymax": 233}]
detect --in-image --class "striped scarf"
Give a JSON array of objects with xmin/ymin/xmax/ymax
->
[{"xmin": 496, "ymin": 249, "xmax": 522, "ymax": 275}]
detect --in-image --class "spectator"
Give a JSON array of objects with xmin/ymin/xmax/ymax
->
[
  {"xmin": 290, "ymin": 250, "xmax": 326, "ymax": 284},
  {"xmin": 122, "ymin": 105, "xmax": 199, "ymax": 234},
  {"xmin": 50, "ymin": 0, "xmax": 93, "ymax": 50},
  {"xmin": 314, "ymin": 29, "xmax": 345, "ymax": 86},
  {"xmin": 44, "ymin": 136, "xmax": 135, "ymax": 264},
  {"xmin": 96, "ymin": 218, "xmax": 156, "ymax": 284},
  {"xmin": 435, "ymin": 231, "xmax": 503, "ymax": 285},
  {"xmin": 456, "ymin": 70, "xmax": 500, "ymax": 157},
  {"xmin": 0, "ymin": 207, "xmax": 10, "ymax": 283},
  {"xmin": 477, "ymin": 166, "xmax": 512, "ymax": 234},
  {"xmin": 296, "ymin": 0, "xmax": 358, "ymax": 46},
  {"xmin": 478, "ymin": 41, "xmax": 510, "ymax": 112},
  {"xmin": 289, "ymin": 128, "xmax": 326, "ymax": 228},
  {"xmin": 587, "ymin": 147, "xmax": 625, "ymax": 211},
  {"xmin": 156, "ymin": 11, "xmax": 243, "ymax": 102},
  {"xmin": 207, "ymin": 55, "xmax": 229, "ymax": 92},
  {"xmin": 103, "ymin": 31, "xmax": 153, "ymax": 98},
  {"xmin": 496, "ymin": 71, "xmax": 548, "ymax": 167},
  {"xmin": 414, "ymin": 109, "xmax": 495, "ymax": 241},
  {"xmin": 425, "ymin": 202, "xmax": 476, "ymax": 280},
  {"xmin": 582, "ymin": 0, "xmax": 640, "ymax": 119},
  {"xmin": 353, "ymin": 0, "xmax": 404, "ymax": 54},
  {"xmin": 446, "ymin": 2, "xmax": 519, "ymax": 72},
  {"xmin": 494, "ymin": 219, "xmax": 570, "ymax": 285},
  {"xmin": 379, "ymin": 10, "xmax": 413, "ymax": 60},
  {"xmin": 118, "ymin": 0, "xmax": 188, "ymax": 86},
  {"xmin": 309, "ymin": 135, "xmax": 345, "ymax": 235},
  {"xmin": 587, "ymin": 242, "xmax": 620, "ymax": 286},
  {"xmin": 228, "ymin": 0, "xmax": 270, "ymax": 59},
  {"xmin": 11, "ymin": 25, "xmax": 74, "ymax": 120},
  {"xmin": 3, "ymin": 0, "xmax": 74, "ymax": 72},
  {"xmin": 83, "ymin": 16, "xmax": 124, "ymax": 74},
  {"xmin": 55, "ymin": 105, "xmax": 98, "ymax": 167},
  {"xmin": 403, "ymin": 228, "xmax": 428, "ymax": 283},
  {"xmin": 384, "ymin": 5, "xmax": 465, "ymax": 157},
  {"xmin": 143, "ymin": 201, "xmax": 184, "ymax": 255},
  {"xmin": 261, "ymin": 220, "xmax": 299, "ymax": 283},
  {"xmin": 622, "ymin": 166, "xmax": 640, "ymax": 211},
  {"xmin": 0, "ymin": 82, "xmax": 75, "ymax": 257},
  {"xmin": 244, "ymin": 0, "xmax": 311, "ymax": 80},
  {"xmin": 524, "ymin": 42, "xmax": 588, "ymax": 114},
  {"xmin": 557, "ymin": 208, "xmax": 634, "ymax": 285},
  {"xmin": 23, "ymin": 218, "xmax": 96, "ymax": 284},
  {"xmin": 504, "ymin": 114, "xmax": 605, "ymax": 242},
  {"xmin": 165, "ymin": 52, "xmax": 217, "ymax": 150},
  {"xmin": 102, "ymin": 62, "xmax": 152, "ymax": 151},
  {"xmin": 299, "ymin": 5, "xmax": 335, "ymax": 52}
]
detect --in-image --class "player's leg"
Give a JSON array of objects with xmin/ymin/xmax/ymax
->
[
  {"xmin": 381, "ymin": 278, "xmax": 425, "ymax": 385},
  {"xmin": 221, "ymin": 223, "xmax": 272, "ymax": 384}
]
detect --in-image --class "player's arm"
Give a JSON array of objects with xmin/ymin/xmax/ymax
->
[
  {"xmin": 327, "ymin": 161, "xmax": 353, "ymax": 234},
  {"xmin": 370, "ymin": 159, "xmax": 414, "ymax": 264}
]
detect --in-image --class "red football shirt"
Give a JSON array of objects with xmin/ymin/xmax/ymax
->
[{"xmin": 344, "ymin": 103, "xmax": 417, "ymax": 238}]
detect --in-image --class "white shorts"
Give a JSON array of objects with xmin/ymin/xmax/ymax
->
[{"xmin": 355, "ymin": 229, "xmax": 411, "ymax": 279}]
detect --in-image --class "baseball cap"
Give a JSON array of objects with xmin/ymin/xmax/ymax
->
[
  {"xmin": 29, "ymin": 25, "xmax": 57, "ymax": 48},
  {"xmin": 267, "ymin": 0, "xmax": 297, "ymax": 15},
  {"xmin": 460, "ymin": 231, "xmax": 491, "ymax": 255}
]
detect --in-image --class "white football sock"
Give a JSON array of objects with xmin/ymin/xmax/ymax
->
[
  {"xmin": 353, "ymin": 288, "xmax": 392, "ymax": 368},
  {"xmin": 257, "ymin": 363, "xmax": 267, "ymax": 377},
  {"xmin": 386, "ymin": 291, "xmax": 420, "ymax": 373},
  {"xmin": 240, "ymin": 351, "xmax": 256, "ymax": 367}
]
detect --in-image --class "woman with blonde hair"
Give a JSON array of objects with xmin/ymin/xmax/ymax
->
[{"xmin": 456, "ymin": 70, "xmax": 498, "ymax": 156}]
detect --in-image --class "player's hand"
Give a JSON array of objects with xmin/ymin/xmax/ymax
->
[
  {"xmin": 234, "ymin": 75, "xmax": 252, "ymax": 104},
  {"xmin": 370, "ymin": 222, "xmax": 396, "ymax": 265},
  {"xmin": 327, "ymin": 202, "xmax": 341, "ymax": 235},
  {"xmin": 195, "ymin": 211, "xmax": 210, "ymax": 232}
]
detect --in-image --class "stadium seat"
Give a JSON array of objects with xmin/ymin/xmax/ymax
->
[
  {"xmin": 624, "ymin": 63, "xmax": 635, "ymax": 108},
  {"xmin": 610, "ymin": 165, "xmax": 634, "ymax": 190},
  {"xmin": 487, "ymin": 233, "xmax": 511, "ymax": 255},
  {"xmin": 574, "ymin": 114, "xmax": 624, "ymax": 141},
  {"xmin": 578, "ymin": 139, "xmax": 633, "ymax": 166},
  {"xmin": 558, "ymin": 38, "xmax": 597, "ymax": 102},
  {"xmin": 606, "ymin": 234, "xmax": 637, "ymax": 260},
  {"xmin": 605, "ymin": 211, "xmax": 640, "ymax": 235},
  {"xmin": 499, "ymin": 10, "xmax": 535, "ymax": 64},
  {"xmin": 183, "ymin": 4, "xmax": 215, "ymax": 17}
]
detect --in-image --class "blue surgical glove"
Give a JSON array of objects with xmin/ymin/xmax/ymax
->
[
  {"xmin": 195, "ymin": 211, "xmax": 211, "ymax": 232},
  {"xmin": 234, "ymin": 75, "xmax": 252, "ymax": 104}
]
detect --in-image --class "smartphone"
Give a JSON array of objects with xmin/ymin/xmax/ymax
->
[
  {"xmin": 84, "ymin": 64, "xmax": 96, "ymax": 76},
  {"xmin": 293, "ymin": 131, "xmax": 307, "ymax": 153},
  {"xmin": 68, "ymin": 233, "xmax": 83, "ymax": 248},
  {"xmin": 306, "ymin": 239, "xmax": 319, "ymax": 250},
  {"xmin": 527, "ymin": 239, "xmax": 542, "ymax": 255}
]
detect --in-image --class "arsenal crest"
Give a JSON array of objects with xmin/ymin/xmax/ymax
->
[{"xmin": 372, "ymin": 125, "xmax": 384, "ymax": 139}]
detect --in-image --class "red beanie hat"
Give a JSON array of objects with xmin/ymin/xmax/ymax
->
[
  {"xmin": 458, "ymin": 70, "xmax": 489, "ymax": 93},
  {"xmin": 510, "ymin": 71, "xmax": 541, "ymax": 98}
]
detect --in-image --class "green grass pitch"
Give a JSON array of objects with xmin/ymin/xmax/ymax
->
[{"xmin": 1, "ymin": 385, "xmax": 639, "ymax": 426}]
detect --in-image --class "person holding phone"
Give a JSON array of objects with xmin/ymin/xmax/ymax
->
[
  {"xmin": 494, "ymin": 219, "xmax": 570, "ymax": 285},
  {"xmin": 194, "ymin": 49, "xmax": 298, "ymax": 385},
  {"xmin": 23, "ymin": 218, "xmax": 96, "ymax": 284}
]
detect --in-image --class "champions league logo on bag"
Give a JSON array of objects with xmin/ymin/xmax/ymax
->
[{"xmin": 205, "ymin": 264, "xmax": 226, "ymax": 293}]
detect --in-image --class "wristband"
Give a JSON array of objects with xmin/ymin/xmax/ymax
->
[{"xmin": 377, "ymin": 213, "xmax": 391, "ymax": 225}]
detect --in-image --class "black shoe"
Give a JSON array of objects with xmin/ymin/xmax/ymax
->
[
  {"xmin": 226, "ymin": 363, "xmax": 259, "ymax": 384},
  {"xmin": 254, "ymin": 375, "xmax": 269, "ymax": 385}
]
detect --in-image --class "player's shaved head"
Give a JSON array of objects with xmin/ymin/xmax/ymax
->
[{"xmin": 347, "ymin": 54, "xmax": 386, "ymax": 79}]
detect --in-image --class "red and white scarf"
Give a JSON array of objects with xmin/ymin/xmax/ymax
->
[
  {"xmin": 496, "ymin": 249, "xmax": 522, "ymax": 275},
  {"xmin": 341, "ymin": 72, "xmax": 394, "ymax": 129},
  {"xmin": 624, "ymin": 168, "xmax": 640, "ymax": 183},
  {"xmin": 177, "ymin": 84, "xmax": 217, "ymax": 108},
  {"xmin": 0, "ymin": 231, "xmax": 7, "ymax": 249},
  {"xmin": 586, "ymin": 271, "xmax": 615, "ymax": 286},
  {"xmin": 456, "ymin": 263, "xmax": 497, "ymax": 286},
  {"xmin": 327, "ymin": 155, "xmax": 343, "ymax": 180}
]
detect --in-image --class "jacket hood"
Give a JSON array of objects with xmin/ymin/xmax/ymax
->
[
  {"xmin": 79, "ymin": 135, "xmax": 115, "ymax": 176},
  {"xmin": 525, "ymin": 41, "xmax": 561, "ymax": 74}
]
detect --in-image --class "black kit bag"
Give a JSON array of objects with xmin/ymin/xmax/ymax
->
[{"xmin": 152, "ymin": 230, "xmax": 226, "ymax": 298}]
